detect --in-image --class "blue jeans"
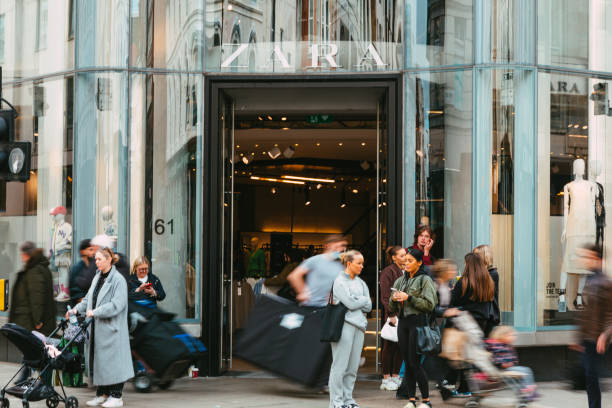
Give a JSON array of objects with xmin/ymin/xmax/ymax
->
[{"xmin": 583, "ymin": 341, "xmax": 602, "ymax": 408}]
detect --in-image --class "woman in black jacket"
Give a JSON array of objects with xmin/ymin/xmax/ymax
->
[{"xmin": 128, "ymin": 256, "xmax": 166, "ymax": 308}]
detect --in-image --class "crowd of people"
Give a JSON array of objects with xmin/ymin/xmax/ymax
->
[
  {"xmin": 8, "ymin": 235, "xmax": 167, "ymax": 408},
  {"xmin": 282, "ymin": 227, "xmax": 612, "ymax": 408}
]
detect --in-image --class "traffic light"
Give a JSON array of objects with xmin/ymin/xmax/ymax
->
[
  {"xmin": 0, "ymin": 108, "xmax": 31, "ymax": 182},
  {"xmin": 590, "ymin": 83, "xmax": 610, "ymax": 116}
]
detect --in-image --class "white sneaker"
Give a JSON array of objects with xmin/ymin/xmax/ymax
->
[
  {"xmin": 392, "ymin": 376, "xmax": 402, "ymax": 386},
  {"xmin": 101, "ymin": 397, "xmax": 123, "ymax": 407},
  {"xmin": 55, "ymin": 293, "xmax": 70, "ymax": 302},
  {"xmin": 380, "ymin": 378, "xmax": 399, "ymax": 391},
  {"xmin": 86, "ymin": 396, "xmax": 107, "ymax": 406}
]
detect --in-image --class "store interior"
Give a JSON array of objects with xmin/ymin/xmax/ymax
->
[{"xmin": 223, "ymin": 87, "xmax": 387, "ymax": 373}]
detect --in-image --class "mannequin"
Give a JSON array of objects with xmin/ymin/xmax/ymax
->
[
  {"xmin": 49, "ymin": 206, "xmax": 72, "ymax": 302},
  {"xmin": 590, "ymin": 161, "xmax": 605, "ymax": 247},
  {"xmin": 559, "ymin": 159, "xmax": 597, "ymax": 312},
  {"xmin": 101, "ymin": 205, "xmax": 118, "ymax": 249}
]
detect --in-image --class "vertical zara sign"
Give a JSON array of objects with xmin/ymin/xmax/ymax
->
[{"xmin": 221, "ymin": 42, "xmax": 389, "ymax": 70}]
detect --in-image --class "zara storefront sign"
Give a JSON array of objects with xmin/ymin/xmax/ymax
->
[{"xmin": 220, "ymin": 42, "xmax": 389, "ymax": 70}]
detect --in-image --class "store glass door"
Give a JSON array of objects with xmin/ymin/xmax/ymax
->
[{"xmin": 212, "ymin": 81, "xmax": 399, "ymax": 375}]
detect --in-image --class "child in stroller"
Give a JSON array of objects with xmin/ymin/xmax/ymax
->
[
  {"xmin": 441, "ymin": 311, "xmax": 536, "ymax": 408},
  {"xmin": 0, "ymin": 318, "xmax": 91, "ymax": 408}
]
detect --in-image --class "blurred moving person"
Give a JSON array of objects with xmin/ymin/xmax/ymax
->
[
  {"xmin": 379, "ymin": 246, "xmax": 406, "ymax": 391},
  {"xmin": 328, "ymin": 250, "xmax": 371, "ymax": 408},
  {"xmin": 389, "ymin": 248, "xmax": 438, "ymax": 407},
  {"xmin": 574, "ymin": 244, "xmax": 612, "ymax": 408}
]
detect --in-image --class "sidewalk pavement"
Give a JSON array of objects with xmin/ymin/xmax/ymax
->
[{"xmin": 0, "ymin": 362, "xmax": 609, "ymax": 408}]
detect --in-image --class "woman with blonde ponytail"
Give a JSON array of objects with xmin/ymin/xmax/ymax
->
[{"xmin": 328, "ymin": 250, "xmax": 371, "ymax": 408}]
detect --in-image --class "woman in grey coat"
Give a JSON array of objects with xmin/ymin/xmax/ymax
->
[
  {"xmin": 67, "ymin": 247, "xmax": 134, "ymax": 408},
  {"xmin": 328, "ymin": 250, "xmax": 372, "ymax": 408}
]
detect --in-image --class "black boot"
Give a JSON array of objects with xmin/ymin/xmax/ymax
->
[{"xmin": 14, "ymin": 366, "xmax": 31, "ymax": 385}]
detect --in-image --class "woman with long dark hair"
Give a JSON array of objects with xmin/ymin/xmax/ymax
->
[
  {"xmin": 379, "ymin": 246, "xmax": 406, "ymax": 391},
  {"xmin": 389, "ymin": 248, "xmax": 438, "ymax": 407}
]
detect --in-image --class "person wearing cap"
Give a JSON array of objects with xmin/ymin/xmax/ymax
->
[
  {"xmin": 9, "ymin": 241, "xmax": 56, "ymax": 384},
  {"xmin": 69, "ymin": 239, "xmax": 97, "ymax": 307}
]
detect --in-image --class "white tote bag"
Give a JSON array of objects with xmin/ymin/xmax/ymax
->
[{"xmin": 380, "ymin": 318, "xmax": 398, "ymax": 342}]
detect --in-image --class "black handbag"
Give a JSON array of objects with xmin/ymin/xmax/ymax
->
[
  {"xmin": 319, "ymin": 283, "xmax": 348, "ymax": 342},
  {"xmin": 416, "ymin": 313, "xmax": 442, "ymax": 356}
]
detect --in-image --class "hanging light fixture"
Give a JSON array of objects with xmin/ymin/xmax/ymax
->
[
  {"xmin": 339, "ymin": 189, "xmax": 347, "ymax": 208},
  {"xmin": 268, "ymin": 147, "xmax": 281, "ymax": 159},
  {"xmin": 304, "ymin": 188, "xmax": 312, "ymax": 206}
]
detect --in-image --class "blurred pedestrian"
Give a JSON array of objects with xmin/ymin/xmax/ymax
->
[
  {"xmin": 288, "ymin": 234, "xmax": 347, "ymax": 389},
  {"xmin": 67, "ymin": 247, "xmax": 134, "ymax": 407},
  {"xmin": 328, "ymin": 250, "xmax": 371, "ymax": 408},
  {"xmin": 389, "ymin": 248, "xmax": 438, "ymax": 407},
  {"xmin": 379, "ymin": 245, "xmax": 406, "ymax": 391},
  {"xmin": 128, "ymin": 256, "xmax": 166, "ymax": 308},
  {"xmin": 69, "ymin": 239, "xmax": 97, "ymax": 307},
  {"xmin": 9, "ymin": 241, "xmax": 56, "ymax": 384},
  {"xmin": 473, "ymin": 244, "xmax": 499, "ymax": 305},
  {"xmin": 574, "ymin": 244, "xmax": 612, "ymax": 408},
  {"xmin": 432, "ymin": 259, "xmax": 458, "ymax": 400},
  {"xmin": 407, "ymin": 224, "xmax": 435, "ymax": 266}
]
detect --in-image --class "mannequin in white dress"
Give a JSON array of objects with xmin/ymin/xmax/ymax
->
[
  {"xmin": 559, "ymin": 159, "xmax": 597, "ymax": 312},
  {"xmin": 49, "ymin": 206, "xmax": 72, "ymax": 302}
]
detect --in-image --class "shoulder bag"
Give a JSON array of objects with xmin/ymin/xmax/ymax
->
[
  {"xmin": 380, "ymin": 317, "xmax": 398, "ymax": 342},
  {"xmin": 414, "ymin": 275, "xmax": 441, "ymax": 355},
  {"xmin": 320, "ymin": 283, "xmax": 348, "ymax": 342}
]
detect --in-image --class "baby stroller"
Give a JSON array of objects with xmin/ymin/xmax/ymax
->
[
  {"xmin": 441, "ymin": 312, "xmax": 531, "ymax": 408},
  {"xmin": 0, "ymin": 318, "xmax": 91, "ymax": 408},
  {"xmin": 128, "ymin": 302, "xmax": 206, "ymax": 393}
]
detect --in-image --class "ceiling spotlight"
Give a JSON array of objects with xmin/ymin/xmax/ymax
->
[
  {"xmin": 304, "ymin": 189, "xmax": 311, "ymax": 206},
  {"xmin": 257, "ymin": 116, "xmax": 263, "ymax": 121},
  {"xmin": 316, "ymin": 184, "xmax": 323, "ymax": 190},
  {"xmin": 271, "ymin": 187, "xmax": 278, "ymax": 195},
  {"xmin": 242, "ymin": 156, "xmax": 250, "ymax": 165},
  {"xmin": 268, "ymin": 147, "xmax": 281, "ymax": 159},
  {"xmin": 267, "ymin": 115, "xmax": 273, "ymax": 120},
  {"xmin": 361, "ymin": 142, "xmax": 366, "ymax": 146},
  {"xmin": 582, "ymin": 125, "xmax": 588, "ymax": 130},
  {"xmin": 316, "ymin": 142, "xmax": 321, "ymax": 146},
  {"xmin": 283, "ymin": 145, "xmax": 295, "ymax": 158},
  {"xmin": 573, "ymin": 124, "xmax": 579, "ymax": 128},
  {"xmin": 352, "ymin": 189, "xmax": 359, "ymax": 194},
  {"xmin": 282, "ymin": 127, "xmax": 290, "ymax": 130},
  {"xmin": 236, "ymin": 145, "xmax": 240, "ymax": 149},
  {"xmin": 281, "ymin": 117, "xmax": 287, "ymax": 121},
  {"xmin": 338, "ymin": 142, "xmax": 343, "ymax": 147},
  {"xmin": 567, "ymin": 124, "xmax": 572, "ymax": 128},
  {"xmin": 360, "ymin": 161, "xmax": 370, "ymax": 170}
]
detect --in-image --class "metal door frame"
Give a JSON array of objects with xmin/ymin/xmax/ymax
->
[{"xmin": 203, "ymin": 74, "xmax": 403, "ymax": 376}]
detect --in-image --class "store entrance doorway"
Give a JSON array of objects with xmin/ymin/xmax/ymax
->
[{"xmin": 204, "ymin": 78, "xmax": 402, "ymax": 377}]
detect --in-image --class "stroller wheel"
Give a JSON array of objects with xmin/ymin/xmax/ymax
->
[
  {"xmin": 133, "ymin": 372, "xmax": 153, "ymax": 393},
  {"xmin": 65, "ymin": 396, "xmax": 78, "ymax": 408},
  {"xmin": 0, "ymin": 397, "xmax": 8, "ymax": 408},
  {"xmin": 46, "ymin": 395, "xmax": 60, "ymax": 408},
  {"xmin": 158, "ymin": 380, "xmax": 174, "ymax": 390},
  {"xmin": 464, "ymin": 399, "xmax": 479, "ymax": 408}
]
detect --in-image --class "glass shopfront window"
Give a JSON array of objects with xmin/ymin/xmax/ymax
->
[
  {"xmin": 205, "ymin": 0, "xmax": 403, "ymax": 72},
  {"xmin": 74, "ymin": 72, "xmax": 128, "ymax": 255},
  {"xmin": 0, "ymin": 0, "xmax": 74, "ymax": 81},
  {"xmin": 129, "ymin": 74, "xmax": 202, "ymax": 319},
  {"xmin": 407, "ymin": 70, "xmax": 473, "ymax": 266},
  {"xmin": 0, "ymin": 77, "xmax": 73, "ymax": 299},
  {"xmin": 405, "ymin": 0, "xmax": 473, "ymax": 68},
  {"xmin": 130, "ymin": 0, "xmax": 204, "ymax": 70},
  {"xmin": 537, "ymin": 72, "xmax": 612, "ymax": 327}
]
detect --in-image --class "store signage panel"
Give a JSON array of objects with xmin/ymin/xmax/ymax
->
[{"xmin": 214, "ymin": 41, "xmax": 401, "ymax": 72}]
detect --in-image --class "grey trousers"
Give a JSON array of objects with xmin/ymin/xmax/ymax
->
[{"xmin": 329, "ymin": 322, "xmax": 365, "ymax": 408}]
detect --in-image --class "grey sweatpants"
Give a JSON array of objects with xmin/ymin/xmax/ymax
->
[{"xmin": 329, "ymin": 322, "xmax": 365, "ymax": 408}]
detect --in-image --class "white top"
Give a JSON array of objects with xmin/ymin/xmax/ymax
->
[{"xmin": 564, "ymin": 179, "xmax": 597, "ymax": 237}]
